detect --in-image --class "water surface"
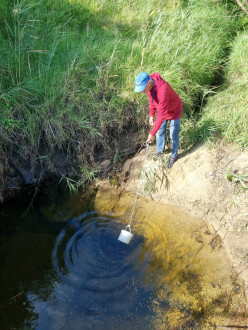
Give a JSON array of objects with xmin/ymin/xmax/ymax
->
[{"xmin": 0, "ymin": 182, "xmax": 247, "ymax": 329}]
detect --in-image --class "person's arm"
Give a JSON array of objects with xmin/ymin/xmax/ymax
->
[
  {"xmin": 146, "ymin": 133, "xmax": 154, "ymax": 143},
  {"xmin": 148, "ymin": 93, "xmax": 156, "ymax": 126},
  {"xmin": 146, "ymin": 98, "xmax": 156, "ymax": 142},
  {"xmin": 149, "ymin": 99, "xmax": 156, "ymax": 118},
  {"xmin": 150, "ymin": 83, "xmax": 169, "ymax": 136}
]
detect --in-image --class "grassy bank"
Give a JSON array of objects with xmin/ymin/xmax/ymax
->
[
  {"xmin": 181, "ymin": 30, "xmax": 248, "ymax": 149},
  {"xmin": 0, "ymin": 0, "xmax": 245, "ymax": 184},
  {"xmin": 200, "ymin": 32, "xmax": 248, "ymax": 147}
]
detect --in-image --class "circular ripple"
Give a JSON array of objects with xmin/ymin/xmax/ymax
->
[{"xmin": 51, "ymin": 211, "xmax": 161, "ymax": 328}]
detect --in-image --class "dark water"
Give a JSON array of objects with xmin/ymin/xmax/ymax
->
[
  {"xmin": 1, "ymin": 182, "xmax": 247, "ymax": 329},
  {"xmin": 0, "ymin": 187, "xmax": 160, "ymax": 330}
]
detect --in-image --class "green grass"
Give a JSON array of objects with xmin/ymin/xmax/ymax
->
[
  {"xmin": 210, "ymin": 32, "xmax": 248, "ymax": 147},
  {"xmin": 183, "ymin": 32, "xmax": 248, "ymax": 149},
  {"xmin": 0, "ymin": 0, "xmax": 246, "ymax": 184}
]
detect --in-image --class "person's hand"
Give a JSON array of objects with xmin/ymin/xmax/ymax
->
[
  {"xmin": 149, "ymin": 117, "xmax": 154, "ymax": 126},
  {"xmin": 146, "ymin": 134, "xmax": 154, "ymax": 143}
]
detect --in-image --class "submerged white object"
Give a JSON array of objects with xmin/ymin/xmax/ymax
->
[{"xmin": 118, "ymin": 225, "xmax": 133, "ymax": 244}]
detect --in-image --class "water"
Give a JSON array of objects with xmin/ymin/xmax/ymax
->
[
  {"xmin": 0, "ymin": 182, "xmax": 247, "ymax": 329},
  {"xmin": 50, "ymin": 212, "xmax": 157, "ymax": 329}
]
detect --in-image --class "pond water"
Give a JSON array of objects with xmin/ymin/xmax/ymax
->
[{"xmin": 0, "ymin": 181, "xmax": 247, "ymax": 329}]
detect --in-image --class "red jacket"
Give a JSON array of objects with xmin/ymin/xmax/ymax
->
[{"xmin": 147, "ymin": 73, "xmax": 182, "ymax": 136}]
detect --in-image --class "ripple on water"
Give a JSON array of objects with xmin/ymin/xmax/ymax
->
[
  {"xmin": 36, "ymin": 211, "xmax": 161, "ymax": 329},
  {"xmin": 1, "ymin": 189, "xmax": 247, "ymax": 329}
]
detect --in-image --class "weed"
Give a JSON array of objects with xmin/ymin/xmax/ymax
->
[
  {"xmin": 59, "ymin": 166, "xmax": 99, "ymax": 196},
  {"xmin": 139, "ymin": 154, "xmax": 170, "ymax": 194},
  {"xmin": 226, "ymin": 167, "xmax": 248, "ymax": 189}
]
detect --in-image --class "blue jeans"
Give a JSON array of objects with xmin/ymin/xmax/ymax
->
[{"xmin": 156, "ymin": 119, "xmax": 180, "ymax": 158}]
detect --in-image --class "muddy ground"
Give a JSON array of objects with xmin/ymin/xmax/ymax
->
[{"xmin": 103, "ymin": 142, "xmax": 248, "ymax": 298}]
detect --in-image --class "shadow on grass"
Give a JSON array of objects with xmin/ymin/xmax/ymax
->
[{"xmin": 179, "ymin": 118, "xmax": 221, "ymax": 158}]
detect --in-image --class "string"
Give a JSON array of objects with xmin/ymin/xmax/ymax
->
[{"xmin": 127, "ymin": 142, "xmax": 150, "ymax": 231}]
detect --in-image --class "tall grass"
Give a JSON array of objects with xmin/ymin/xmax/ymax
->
[
  {"xmin": 193, "ymin": 32, "xmax": 248, "ymax": 148},
  {"xmin": 125, "ymin": 0, "xmax": 237, "ymax": 112},
  {"xmin": 0, "ymin": 0, "xmax": 244, "ymax": 181}
]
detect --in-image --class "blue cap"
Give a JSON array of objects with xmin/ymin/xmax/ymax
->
[{"xmin": 134, "ymin": 72, "xmax": 150, "ymax": 92}]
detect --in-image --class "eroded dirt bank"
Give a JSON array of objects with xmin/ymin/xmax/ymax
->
[
  {"xmin": 105, "ymin": 143, "xmax": 248, "ymax": 298},
  {"xmin": 0, "ymin": 125, "xmax": 142, "ymax": 203}
]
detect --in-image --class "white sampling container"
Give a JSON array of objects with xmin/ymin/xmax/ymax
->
[{"xmin": 118, "ymin": 225, "xmax": 133, "ymax": 244}]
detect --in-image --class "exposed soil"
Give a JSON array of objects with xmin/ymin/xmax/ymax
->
[
  {"xmin": 0, "ymin": 123, "xmax": 143, "ymax": 203},
  {"xmin": 105, "ymin": 142, "xmax": 248, "ymax": 298}
]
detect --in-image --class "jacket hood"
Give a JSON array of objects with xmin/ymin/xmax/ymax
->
[{"xmin": 150, "ymin": 72, "xmax": 165, "ymax": 87}]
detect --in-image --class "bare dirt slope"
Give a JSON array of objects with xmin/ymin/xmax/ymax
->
[{"xmin": 121, "ymin": 143, "xmax": 248, "ymax": 296}]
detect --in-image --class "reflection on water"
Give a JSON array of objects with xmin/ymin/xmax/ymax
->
[{"xmin": 0, "ymin": 182, "xmax": 247, "ymax": 329}]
